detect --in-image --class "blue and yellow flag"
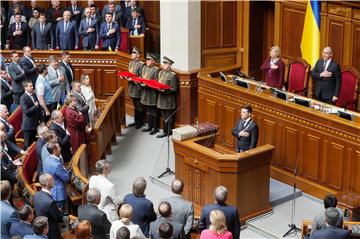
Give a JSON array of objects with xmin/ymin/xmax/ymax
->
[{"xmin": 300, "ymin": 0, "xmax": 320, "ymax": 69}]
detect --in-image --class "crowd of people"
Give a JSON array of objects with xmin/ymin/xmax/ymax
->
[{"xmin": 1, "ymin": 0, "xmax": 146, "ymax": 51}]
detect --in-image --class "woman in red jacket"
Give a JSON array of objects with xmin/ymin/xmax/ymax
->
[{"xmin": 260, "ymin": 46, "xmax": 285, "ymax": 89}]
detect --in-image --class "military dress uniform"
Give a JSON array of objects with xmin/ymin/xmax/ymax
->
[
  {"xmin": 156, "ymin": 57, "xmax": 178, "ymax": 138},
  {"xmin": 140, "ymin": 53, "xmax": 160, "ymax": 134},
  {"xmin": 128, "ymin": 47, "xmax": 144, "ymax": 128}
]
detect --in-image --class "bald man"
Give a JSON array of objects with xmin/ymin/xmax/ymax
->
[{"xmin": 310, "ymin": 46, "xmax": 342, "ymax": 104}]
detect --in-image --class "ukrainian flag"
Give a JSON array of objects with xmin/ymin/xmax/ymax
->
[{"xmin": 300, "ymin": 0, "xmax": 320, "ymax": 69}]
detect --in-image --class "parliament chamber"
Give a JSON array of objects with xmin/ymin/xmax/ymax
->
[{"xmin": 2, "ymin": 0, "xmax": 360, "ymax": 239}]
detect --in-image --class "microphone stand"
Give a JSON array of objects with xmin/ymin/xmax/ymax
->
[
  {"xmin": 157, "ymin": 103, "xmax": 184, "ymax": 178},
  {"xmin": 283, "ymin": 156, "xmax": 301, "ymax": 237}
]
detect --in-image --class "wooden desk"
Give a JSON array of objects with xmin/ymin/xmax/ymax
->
[
  {"xmin": 173, "ymin": 135, "xmax": 275, "ymax": 222},
  {"xmin": 197, "ymin": 66, "xmax": 360, "ymax": 199},
  {"xmin": 88, "ymin": 87, "xmax": 125, "ymax": 173}
]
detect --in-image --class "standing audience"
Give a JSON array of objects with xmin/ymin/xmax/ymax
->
[
  {"xmin": 33, "ymin": 173, "xmax": 64, "ymax": 239},
  {"xmin": 1, "ymin": 68, "xmax": 13, "ymax": 110},
  {"xmin": 80, "ymin": 74, "xmax": 97, "ymax": 123},
  {"xmin": 23, "ymin": 216, "xmax": 49, "ymax": 239},
  {"xmin": 56, "ymin": 10, "xmax": 79, "ymax": 50},
  {"xmin": 72, "ymin": 81, "xmax": 90, "ymax": 124},
  {"xmin": 99, "ymin": 12, "xmax": 120, "ymax": 51},
  {"xmin": 116, "ymin": 227, "xmax": 130, "ymax": 239},
  {"xmin": 32, "ymin": 12, "xmax": 54, "ymax": 50},
  {"xmin": 47, "ymin": 55, "xmax": 68, "ymax": 106},
  {"xmin": 7, "ymin": 12, "xmax": 30, "ymax": 50},
  {"xmin": 60, "ymin": 51, "xmax": 74, "ymax": 86},
  {"xmin": 260, "ymin": 46, "xmax": 285, "ymax": 90},
  {"xmin": 20, "ymin": 46, "xmax": 38, "ymax": 85},
  {"xmin": 20, "ymin": 80, "xmax": 42, "ymax": 149},
  {"xmin": 158, "ymin": 222, "xmax": 173, "ymax": 239},
  {"xmin": 79, "ymin": 7, "xmax": 99, "ymax": 50},
  {"xmin": 78, "ymin": 188, "xmax": 112, "ymax": 239},
  {"xmin": 35, "ymin": 125, "xmax": 48, "ymax": 175},
  {"xmin": 1, "ymin": 180, "xmax": 20, "ymax": 239},
  {"xmin": 35, "ymin": 63, "xmax": 54, "ymax": 121},
  {"xmin": 9, "ymin": 205, "xmax": 34, "ymax": 238},
  {"xmin": 8, "ymin": 51, "xmax": 25, "ymax": 105},
  {"xmin": 199, "ymin": 210, "xmax": 233, "ymax": 239}
]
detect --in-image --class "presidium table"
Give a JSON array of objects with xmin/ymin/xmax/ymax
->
[{"xmin": 194, "ymin": 65, "xmax": 360, "ymax": 201}]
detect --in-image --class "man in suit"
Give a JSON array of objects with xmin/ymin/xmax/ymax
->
[
  {"xmin": 156, "ymin": 57, "xmax": 178, "ymax": 138},
  {"xmin": 1, "ymin": 180, "xmax": 20, "ymax": 239},
  {"xmin": 49, "ymin": 110, "xmax": 72, "ymax": 162},
  {"xmin": 7, "ymin": 0, "xmax": 26, "ymax": 20},
  {"xmin": 126, "ymin": 8, "xmax": 145, "ymax": 36},
  {"xmin": 20, "ymin": 46, "xmax": 38, "ymax": 85},
  {"xmin": 23, "ymin": 216, "xmax": 49, "ymax": 239},
  {"xmin": 84, "ymin": 1, "xmax": 101, "ymax": 20},
  {"xmin": 66, "ymin": 0, "xmax": 82, "ymax": 27},
  {"xmin": 231, "ymin": 104, "xmax": 259, "ymax": 152},
  {"xmin": 33, "ymin": 173, "xmax": 63, "ymax": 239},
  {"xmin": 99, "ymin": 12, "xmax": 121, "ymax": 51},
  {"xmin": 72, "ymin": 81, "xmax": 90, "ymax": 123},
  {"xmin": 20, "ymin": 80, "xmax": 42, "ymax": 149},
  {"xmin": 199, "ymin": 185, "xmax": 240, "ymax": 239},
  {"xmin": 140, "ymin": 53, "xmax": 160, "ymax": 135},
  {"xmin": 160, "ymin": 179, "xmax": 194, "ymax": 237},
  {"xmin": 60, "ymin": 51, "xmax": 74, "ymax": 86},
  {"xmin": 47, "ymin": 55, "xmax": 69, "ymax": 105},
  {"xmin": 126, "ymin": 47, "xmax": 144, "ymax": 128},
  {"xmin": 32, "ymin": 12, "xmax": 54, "ymax": 50},
  {"xmin": 35, "ymin": 125, "xmax": 48, "ymax": 176},
  {"xmin": 102, "ymin": 0, "xmax": 122, "ymax": 20},
  {"xmin": 105, "ymin": 2, "xmax": 123, "ymax": 25},
  {"xmin": 123, "ymin": 177, "xmax": 156, "ymax": 237},
  {"xmin": 149, "ymin": 201, "xmax": 185, "ymax": 239},
  {"xmin": 43, "ymin": 142, "xmax": 70, "ymax": 210},
  {"xmin": 1, "ymin": 68, "xmax": 13, "ymax": 110},
  {"xmin": 311, "ymin": 46, "xmax": 342, "ymax": 104},
  {"xmin": 89, "ymin": 160, "xmax": 122, "ymax": 222},
  {"xmin": 9, "ymin": 205, "xmax": 34, "ymax": 238},
  {"xmin": 78, "ymin": 188, "xmax": 112, "ymax": 239},
  {"xmin": 8, "ymin": 51, "xmax": 26, "ymax": 104},
  {"xmin": 124, "ymin": 0, "xmax": 145, "ymax": 26},
  {"xmin": 311, "ymin": 194, "xmax": 344, "ymax": 236},
  {"xmin": 0, "ymin": 104, "xmax": 16, "ymax": 145},
  {"xmin": 311, "ymin": 207, "xmax": 350, "ymax": 239},
  {"xmin": 79, "ymin": 7, "xmax": 99, "ymax": 50},
  {"xmin": 7, "ymin": 12, "xmax": 30, "ymax": 49},
  {"xmin": 46, "ymin": 0, "xmax": 64, "ymax": 37},
  {"xmin": 56, "ymin": 10, "xmax": 79, "ymax": 50}
]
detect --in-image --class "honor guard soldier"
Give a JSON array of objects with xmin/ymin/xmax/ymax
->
[
  {"xmin": 140, "ymin": 53, "xmax": 160, "ymax": 135},
  {"xmin": 127, "ymin": 47, "xmax": 144, "ymax": 129},
  {"xmin": 156, "ymin": 57, "xmax": 178, "ymax": 138}
]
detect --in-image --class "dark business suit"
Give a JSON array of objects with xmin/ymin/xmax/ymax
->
[
  {"xmin": 20, "ymin": 56, "xmax": 38, "ymax": 86},
  {"xmin": 20, "ymin": 93, "xmax": 42, "ymax": 149},
  {"xmin": 1, "ymin": 118, "xmax": 15, "ymax": 145},
  {"xmin": 49, "ymin": 122, "xmax": 72, "ymax": 162},
  {"xmin": 310, "ymin": 226, "xmax": 350, "ymax": 239},
  {"xmin": 36, "ymin": 137, "xmax": 46, "ymax": 174},
  {"xmin": 78, "ymin": 17, "xmax": 99, "ymax": 50},
  {"xmin": 1, "ymin": 78, "xmax": 13, "ymax": 110},
  {"xmin": 78, "ymin": 203, "xmax": 112, "ymax": 239},
  {"xmin": 59, "ymin": 61, "xmax": 74, "ymax": 86},
  {"xmin": 123, "ymin": 193, "xmax": 157, "ymax": 237},
  {"xmin": 73, "ymin": 91, "xmax": 89, "ymax": 123},
  {"xmin": 7, "ymin": 61, "xmax": 26, "ymax": 104},
  {"xmin": 56, "ymin": 20, "xmax": 79, "ymax": 50},
  {"xmin": 0, "ymin": 200, "xmax": 20, "ymax": 239},
  {"xmin": 310, "ymin": 59, "xmax": 342, "ymax": 104},
  {"xmin": 199, "ymin": 203, "xmax": 241, "ymax": 239},
  {"xmin": 46, "ymin": 7, "xmax": 64, "ymax": 37},
  {"xmin": 124, "ymin": 6, "xmax": 145, "ymax": 25},
  {"xmin": 232, "ymin": 118, "xmax": 259, "ymax": 152},
  {"xmin": 33, "ymin": 190, "xmax": 63, "ymax": 239},
  {"xmin": 7, "ymin": 22, "xmax": 30, "ymax": 49},
  {"xmin": 66, "ymin": 5, "xmax": 83, "ymax": 27},
  {"xmin": 9, "ymin": 221, "xmax": 33, "ymax": 238},
  {"xmin": 32, "ymin": 22, "xmax": 54, "ymax": 50},
  {"xmin": 149, "ymin": 218, "xmax": 185, "ymax": 239},
  {"xmin": 126, "ymin": 16, "xmax": 145, "ymax": 35},
  {"xmin": 99, "ymin": 21, "xmax": 120, "ymax": 50}
]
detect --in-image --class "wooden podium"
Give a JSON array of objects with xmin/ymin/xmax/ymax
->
[{"xmin": 173, "ymin": 135, "xmax": 275, "ymax": 223}]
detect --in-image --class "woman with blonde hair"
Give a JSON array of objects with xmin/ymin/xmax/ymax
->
[
  {"xmin": 200, "ymin": 210, "xmax": 233, "ymax": 239},
  {"xmin": 260, "ymin": 45, "xmax": 285, "ymax": 89},
  {"xmin": 75, "ymin": 220, "xmax": 93, "ymax": 239},
  {"xmin": 80, "ymin": 74, "xmax": 97, "ymax": 123},
  {"xmin": 110, "ymin": 204, "xmax": 145, "ymax": 239}
]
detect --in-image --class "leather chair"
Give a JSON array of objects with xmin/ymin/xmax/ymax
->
[
  {"xmin": 335, "ymin": 66, "xmax": 359, "ymax": 111},
  {"xmin": 286, "ymin": 58, "xmax": 311, "ymax": 96}
]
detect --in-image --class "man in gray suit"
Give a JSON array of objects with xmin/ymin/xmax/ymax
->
[
  {"xmin": 149, "ymin": 201, "xmax": 185, "ymax": 239},
  {"xmin": 32, "ymin": 12, "xmax": 54, "ymax": 50},
  {"xmin": 7, "ymin": 51, "xmax": 26, "ymax": 104},
  {"xmin": 78, "ymin": 7, "xmax": 99, "ymax": 50},
  {"xmin": 46, "ymin": 55, "xmax": 69, "ymax": 106},
  {"xmin": 161, "ymin": 179, "xmax": 194, "ymax": 237}
]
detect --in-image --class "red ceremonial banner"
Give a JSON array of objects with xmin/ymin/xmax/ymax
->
[{"xmin": 117, "ymin": 71, "xmax": 136, "ymax": 78}]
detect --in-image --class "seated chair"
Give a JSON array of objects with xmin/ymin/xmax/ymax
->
[
  {"xmin": 286, "ymin": 58, "xmax": 311, "ymax": 96},
  {"xmin": 335, "ymin": 66, "xmax": 359, "ymax": 111},
  {"xmin": 8, "ymin": 106, "xmax": 24, "ymax": 147},
  {"xmin": 17, "ymin": 142, "xmax": 41, "ymax": 206}
]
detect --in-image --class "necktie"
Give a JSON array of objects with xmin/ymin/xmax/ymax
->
[
  {"xmin": 108, "ymin": 23, "xmax": 111, "ymax": 31},
  {"xmin": 55, "ymin": 69, "xmax": 59, "ymax": 78},
  {"xmin": 64, "ymin": 22, "xmax": 68, "ymax": 32},
  {"xmin": 41, "ymin": 24, "xmax": 44, "ymax": 34},
  {"xmin": 87, "ymin": 18, "xmax": 90, "ymax": 27},
  {"xmin": 73, "ymin": 6, "xmax": 76, "ymax": 12},
  {"xmin": 323, "ymin": 60, "xmax": 327, "ymax": 71},
  {"xmin": 16, "ymin": 23, "xmax": 20, "ymax": 31}
]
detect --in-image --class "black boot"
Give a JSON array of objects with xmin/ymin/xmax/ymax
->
[{"xmin": 142, "ymin": 114, "xmax": 152, "ymax": 132}]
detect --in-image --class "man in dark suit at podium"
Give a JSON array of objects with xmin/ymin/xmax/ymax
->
[
  {"xmin": 310, "ymin": 46, "xmax": 342, "ymax": 105},
  {"xmin": 232, "ymin": 105, "xmax": 258, "ymax": 152}
]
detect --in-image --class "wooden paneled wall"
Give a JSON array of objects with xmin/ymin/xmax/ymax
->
[{"xmin": 275, "ymin": 1, "xmax": 360, "ymax": 73}]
